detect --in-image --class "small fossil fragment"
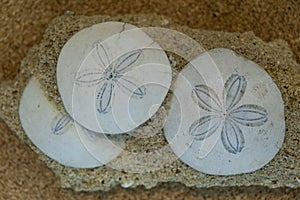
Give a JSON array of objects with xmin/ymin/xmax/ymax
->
[{"xmin": 19, "ymin": 77, "xmax": 124, "ymax": 168}]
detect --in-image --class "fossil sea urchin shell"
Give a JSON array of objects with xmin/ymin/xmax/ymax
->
[
  {"xmin": 164, "ymin": 48, "xmax": 285, "ymax": 175},
  {"xmin": 57, "ymin": 22, "xmax": 172, "ymax": 134}
]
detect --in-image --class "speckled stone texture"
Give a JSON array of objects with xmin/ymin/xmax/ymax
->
[{"xmin": 0, "ymin": 14, "xmax": 299, "ymax": 192}]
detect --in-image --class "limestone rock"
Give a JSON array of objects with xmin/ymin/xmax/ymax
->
[{"xmin": 0, "ymin": 14, "xmax": 299, "ymax": 191}]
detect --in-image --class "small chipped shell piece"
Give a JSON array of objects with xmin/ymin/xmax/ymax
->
[{"xmin": 19, "ymin": 77, "xmax": 124, "ymax": 168}]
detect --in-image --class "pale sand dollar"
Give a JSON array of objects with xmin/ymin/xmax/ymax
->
[
  {"xmin": 164, "ymin": 48, "xmax": 285, "ymax": 175},
  {"xmin": 57, "ymin": 22, "xmax": 172, "ymax": 134},
  {"xmin": 19, "ymin": 77, "xmax": 124, "ymax": 168}
]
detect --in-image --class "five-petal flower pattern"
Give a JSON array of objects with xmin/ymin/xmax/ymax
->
[
  {"xmin": 189, "ymin": 74, "xmax": 268, "ymax": 154},
  {"xmin": 75, "ymin": 43, "xmax": 146, "ymax": 114}
]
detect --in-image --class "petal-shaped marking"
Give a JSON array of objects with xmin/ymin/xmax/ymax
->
[
  {"xmin": 189, "ymin": 115, "xmax": 221, "ymax": 140},
  {"xmin": 192, "ymin": 85, "xmax": 222, "ymax": 112},
  {"xmin": 96, "ymin": 43, "xmax": 110, "ymax": 68},
  {"xmin": 115, "ymin": 50, "xmax": 142, "ymax": 73},
  {"xmin": 221, "ymin": 119, "xmax": 245, "ymax": 154},
  {"xmin": 117, "ymin": 76, "xmax": 146, "ymax": 99},
  {"xmin": 224, "ymin": 74, "xmax": 247, "ymax": 111},
  {"xmin": 97, "ymin": 80, "xmax": 115, "ymax": 114},
  {"xmin": 229, "ymin": 104, "xmax": 268, "ymax": 127},
  {"xmin": 51, "ymin": 113, "xmax": 73, "ymax": 135},
  {"xmin": 75, "ymin": 69, "xmax": 104, "ymax": 87}
]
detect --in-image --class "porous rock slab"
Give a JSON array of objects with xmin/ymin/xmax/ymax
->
[{"xmin": 0, "ymin": 14, "xmax": 299, "ymax": 191}]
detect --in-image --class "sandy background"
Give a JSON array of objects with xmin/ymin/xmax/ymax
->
[{"xmin": 0, "ymin": 0, "xmax": 299, "ymax": 199}]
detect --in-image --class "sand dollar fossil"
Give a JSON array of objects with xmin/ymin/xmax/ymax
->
[
  {"xmin": 57, "ymin": 22, "xmax": 172, "ymax": 134},
  {"xmin": 164, "ymin": 48, "xmax": 285, "ymax": 175},
  {"xmin": 19, "ymin": 77, "xmax": 124, "ymax": 168}
]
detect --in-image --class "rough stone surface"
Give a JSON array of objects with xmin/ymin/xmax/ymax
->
[{"xmin": 0, "ymin": 14, "xmax": 299, "ymax": 191}]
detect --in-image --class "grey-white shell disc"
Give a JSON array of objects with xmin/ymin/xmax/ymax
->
[
  {"xmin": 164, "ymin": 48, "xmax": 285, "ymax": 175},
  {"xmin": 57, "ymin": 22, "xmax": 172, "ymax": 134},
  {"xmin": 19, "ymin": 77, "xmax": 124, "ymax": 168}
]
